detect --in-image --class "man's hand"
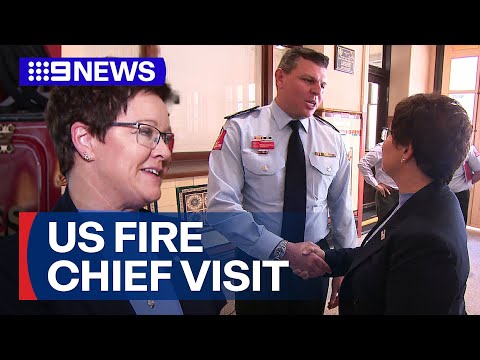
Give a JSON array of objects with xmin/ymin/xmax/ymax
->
[
  {"xmin": 283, "ymin": 241, "xmax": 331, "ymax": 279},
  {"xmin": 375, "ymin": 183, "xmax": 391, "ymax": 197},
  {"xmin": 327, "ymin": 276, "xmax": 343, "ymax": 309}
]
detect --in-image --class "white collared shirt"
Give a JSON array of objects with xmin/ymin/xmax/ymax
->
[
  {"xmin": 358, "ymin": 142, "xmax": 398, "ymax": 189},
  {"xmin": 448, "ymin": 144, "xmax": 480, "ymax": 193},
  {"xmin": 207, "ymin": 100, "xmax": 357, "ymax": 260}
]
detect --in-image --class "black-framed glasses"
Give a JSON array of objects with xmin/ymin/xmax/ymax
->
[
  {"xmin": 110, "ymin": 122, "xmax": 174, "ymax": 151},
  {"xmin": 381, "ymin": 127, "xmax": 392, "ymax": 141}
]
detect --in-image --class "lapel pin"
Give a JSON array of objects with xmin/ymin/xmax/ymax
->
[{"xmin": 380, "ymin": 229, "xmax": 386, "ymax": 240}]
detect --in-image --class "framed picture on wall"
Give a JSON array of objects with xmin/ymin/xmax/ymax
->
[
  {"xmin": 334, "ymin": 45, "xmax": 355, "ymax": 74},
  {"xmin": 176, "ymin": 184, "xmax": 212, "ymax": 233}
]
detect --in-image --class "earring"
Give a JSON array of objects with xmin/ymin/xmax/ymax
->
[
  {"xmin": 401, "ymin": 158, "xmax": 405, "ymax": 163},
  {"xmin": 83, "ymin": 153, "xmax": 91, "ymax": 161}
]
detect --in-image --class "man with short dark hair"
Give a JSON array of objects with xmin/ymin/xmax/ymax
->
[{"xmin": 207, "ymin": 47, "xmax": 356, "ymax": 315}]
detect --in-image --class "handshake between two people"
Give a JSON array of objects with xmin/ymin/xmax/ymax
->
[
  {"xmin": 283, "ymin": 241, "xmax": 342, "ymax": 310},
  {"xmin": 283, "ymin": 241, "xmax": 331, "ymax": 280}
]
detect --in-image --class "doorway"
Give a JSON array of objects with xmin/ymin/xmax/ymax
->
[
  {"xmin": 442, "ymin": 45, "xmax": 480, "ymax": 228},
  {"xmin": 361, "ymin": 45, "xmax": 391, "ymax": 229}
]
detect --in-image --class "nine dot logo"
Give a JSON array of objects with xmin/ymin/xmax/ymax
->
[{"xmin": 27, "ymin": 61, "xmax": 51, "ymax": 82}]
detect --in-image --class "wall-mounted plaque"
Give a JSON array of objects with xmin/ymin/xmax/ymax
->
[{"xmin": 334, "ymin": 45, "xmax": 355, "ymax": 74}]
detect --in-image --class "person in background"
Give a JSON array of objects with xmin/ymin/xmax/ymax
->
[
  {"xmin": 448, "ymin": 143, "xmax": 480, "ymax": 224},
  {"xmin": 207, "ymin": 47, "xmax": 356, "ymax": 315},
  {"xmin": 0, "ymin": 85, "xmax": 226, "ymax": 315},
  {"xmin": 358, "ymin": 138, "xmax": 399, "ymax": 221},
  {"xmin": 298, "ymin": 93, "xmax": 472, "ymax": 315}
]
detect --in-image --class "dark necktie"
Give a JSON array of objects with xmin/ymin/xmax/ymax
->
[{"xmin": 281, "ymin": 120, "xmax": 306, "ymax": 243}]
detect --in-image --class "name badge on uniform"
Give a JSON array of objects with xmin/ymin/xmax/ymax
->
[
  {"xmin": 252, "ymin": 135, "xmax": 274, "ymax": 154},
  {"xmin": 380, "ymin": 229, "xmax": 386, "ymax": 240},
  {"xmin": 315, "ymin": 151, "xmax": 336, "ymax": 157}
]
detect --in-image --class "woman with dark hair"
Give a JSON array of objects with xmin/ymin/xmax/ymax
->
[
  {"xmin": 299, "ymin": 93, "xmax": 472, "ymax": 315},
  {"xmin": 0, "ymin": 85, "xmax": 226, "ymax": 315}
]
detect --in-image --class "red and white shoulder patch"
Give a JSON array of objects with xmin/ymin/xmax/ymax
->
[{"xmin": 212, "ymin": 128, "xmax": 227, "ymax": 150}]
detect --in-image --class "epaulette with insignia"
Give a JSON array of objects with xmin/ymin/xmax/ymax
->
[
  {"xmin": 314, "ymin": 115, "xmax": 340, "ymax": 133},
  {"xmin": 224, "ymin": 106, "xmax": 260, "ymax": 120}
]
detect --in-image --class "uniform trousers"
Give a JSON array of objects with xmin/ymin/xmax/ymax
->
[
  {"xmin": 235, "ymin": 238, "xmax": 330, "ymax": 315},
  {"xmin": 454, "ymin": 189, "xmax": 470, "ymax": 224},
  {"xmin": 375, "ymin": 187, "xmax": 399, "ymax": 222}
]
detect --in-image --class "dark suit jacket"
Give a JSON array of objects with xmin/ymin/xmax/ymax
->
[
  {"xmin": 0, "ymin": 189, "xmax": 226, "ymax": 315},
  {"xmin": 325, "ymin": 181, "xmax": 469, "ymax": 315}
]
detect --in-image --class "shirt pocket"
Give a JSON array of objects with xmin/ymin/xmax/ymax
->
[
  {"xmin": 308, "ymin": 153, "xmax": 340, "ymax": 203},
  {"xmin": 242, "ymin": 151, "xmax": 285, "ymax": 203}
]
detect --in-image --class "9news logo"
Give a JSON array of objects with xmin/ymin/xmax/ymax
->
[{"xmin": 19, "ymin": 57, "xmax": 166, "ymax": 86}]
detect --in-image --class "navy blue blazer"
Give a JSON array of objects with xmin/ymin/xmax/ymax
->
[
  {"xmin": 325, "ymin": 181, "xmax": 469, "ymax": 315},
  {"xmin": 0, "ymin": 189, "xmax": 226, "ymax": 315}
]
